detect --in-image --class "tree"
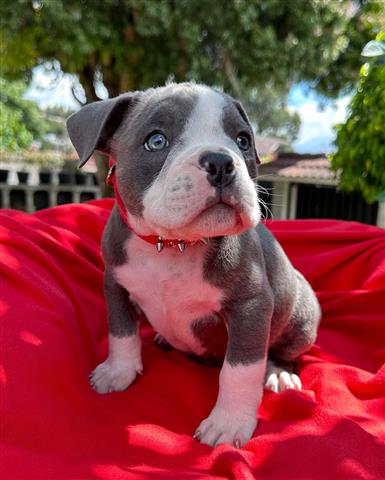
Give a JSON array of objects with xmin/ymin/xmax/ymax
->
[
  {"xmin": 0, "ymin": 0, "xmax": 383, "ymax": 192},
  {"xmin": 0, "ymin": 77, "xmax": 47, "ymax": 151},
  {"xmin": 315, "ymin": 2, "xmax": 385, "ymax": 97},
  {"xmin": 1, "ymin": 0, "xmax": 382, "ymax": 100},
  {"xmin": 331, "ymin": 32, "xmax": 385, "ymax": 204}
]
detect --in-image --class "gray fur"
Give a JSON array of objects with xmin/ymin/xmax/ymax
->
[
  {"xmin": 66, "ymin": 92, "xmax": 138, "ymax": 167},
  {"xmin": 101, "ymin": 207, "xmax": 137, "ymax": 337},
  {"xmin": 269, "ymin": 271, "xmax": 320, "ymax": 361},
  {"xmin": 104, "ymin": 269, "xmax": 139, "ymax": 337},
  {"xmin": 203, "ymin": 224, "xmax": 320, "ymax": 365},
  {"xmin": 101, "ymin": 205, "xmax": 131, "ymax": 266}
]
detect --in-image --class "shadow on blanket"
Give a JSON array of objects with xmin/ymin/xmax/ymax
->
[{"xmin": 1, "ymin": 199, "xmax": 384, "ymax": 479}]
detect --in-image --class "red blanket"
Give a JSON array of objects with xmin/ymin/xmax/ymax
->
[{"xmin": 1, "ymin": 199, "xmax": 384, "ymax": 480}]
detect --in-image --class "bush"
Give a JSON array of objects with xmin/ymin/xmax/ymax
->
[
  {"xmin": 0, "ymin": 77, "xmax": 47, "ymax": 151},
  {"xmin": 331, "ymin": 32, "xmax": 385, "ymax": 204}
]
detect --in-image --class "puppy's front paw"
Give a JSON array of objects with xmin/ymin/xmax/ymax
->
[
  {"xmin": 89, "ymin": 358, "xmax": 143, "ymax": 394},
  {"xmin": 194, "ymin": 407, "xmax": 257, "ymax": 448}
]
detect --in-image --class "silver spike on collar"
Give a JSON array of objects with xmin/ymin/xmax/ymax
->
[
  {"xmin": 156, "ymin": 238, "xmax": 164, "ymax": 253},
  {"xmin": 177, "ymin": 240, "xmax": 186, "ymax": 252},
  {"xmin": 155, "ymin": 237, "xmax": 208, "ymax": 253}
]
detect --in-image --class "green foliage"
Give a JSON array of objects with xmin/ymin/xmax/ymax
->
[
  {"xmin": 331, "ymin": 33, "xmax": 385, "ymax": 204},
  {"xmin": 1, "ymin": 0, "xmax": 383, "ymax": 143},
  {"xmin": 1, "ymin": 0, "xmax": 382, "ymax": 94},
  {"xmin": 0, "ymin": 77, "xmax": 48, "ymax": 151},
  {"xmin": 314, "ymin": 1, "xmax": 385, "ymax": 97}
]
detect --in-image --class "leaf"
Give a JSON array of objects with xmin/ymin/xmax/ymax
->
[
  {"xmin": 361, "ymin": 40, "xmax": 385, "ymax": 58},
  {"xmin": 360, "ymin": 63, "xmax": 369, "ymax": 76}
]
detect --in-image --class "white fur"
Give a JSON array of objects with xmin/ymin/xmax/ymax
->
[
  {"xmin": 180, "ymin": 86, "xmax": 230, "ymax": 148},
  {"xmin": 114, "ymin": 234, "xmax": 223, "ymax": 354},
  {"xmin": 90, "ymin": 334, "xmax": 142, "ymax": 394},
  {"xmin": 195, "ymin": 359, "xmax": 266, "ymax": 447},
  {"xmin": 264, "ymin": 359, "xmax": 302, "ymax": 392}
]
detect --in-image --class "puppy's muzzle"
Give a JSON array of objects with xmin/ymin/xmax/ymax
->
[{"xmin": 199, "ymin": 152, "xmax": 235, "ymax": 188}]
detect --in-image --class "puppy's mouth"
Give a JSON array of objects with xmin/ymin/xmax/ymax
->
[
  {"xmin": 200, "ymin": 191, "xmax": 246, "ymax": 220},
  {"xmin": 198, "ymin": 201, "xmax": 241, "ymax": 226},
  {"xmin": 180, "ymin": 199, "xmax": 245, "ymax": 239},
  {"xmin": 139, "ymin": 182, "xmax": 259, "ymax": 241}
]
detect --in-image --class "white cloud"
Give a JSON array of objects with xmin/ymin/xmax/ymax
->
[{"xmin": 289, "ymin": 96, "xmax": 351, "ymax": 154}]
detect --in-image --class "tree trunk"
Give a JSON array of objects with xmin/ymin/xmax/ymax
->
[
  {"xmin": 77, "ymin": 66, "xmax": 137, "ymax": 197},
  {"xmin": 219, "ymin": 48, "xmax": 242, "ymax": 98},
  {"xmin": 77, "ymin": 66, "xmax": 113, "ymax": 196},
  {"xmin": 79, "ymin": 65, "xmax": 100, "ymax": 102}
]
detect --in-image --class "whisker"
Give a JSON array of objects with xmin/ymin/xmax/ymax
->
[
  {"xmin": 255, "ymin": 185, "xmax": 272, "ymax": 196},
  {"xmin": 256, "ymin": 174, "xmax": 277, "ymax": 180},
  {"xmin": 257, "ymin": 197, "xmax": 274, "ymax": 220},
  {"xmin": 254, "ymin": 184, "xmax": 284, "ymax": 199}
]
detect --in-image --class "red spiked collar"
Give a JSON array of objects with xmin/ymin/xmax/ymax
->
[{"xmin": 106, "ymin": 159, "xmax": 205, "ymax": 252}]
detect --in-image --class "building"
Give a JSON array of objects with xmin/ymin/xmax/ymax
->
[
  {"xmin": 258, "ymin": 153, "xmax": 384, "ymax": 227},
  {"xmin": 1, "ymin": 150, "xmax": 384, "ymax": 228}
]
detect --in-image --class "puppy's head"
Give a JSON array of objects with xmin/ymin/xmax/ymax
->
[{"xmin": 67, "ymin": 83, "xmax": 261, "ymax": 241}]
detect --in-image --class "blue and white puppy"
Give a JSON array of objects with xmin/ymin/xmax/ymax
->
[{"xmin": 67, "ymin": 83, "xmax": 321, "ymax": 448}]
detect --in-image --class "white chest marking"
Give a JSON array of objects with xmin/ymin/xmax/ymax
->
[{"xmin": 113, "ymin": 236, "xmax": 224, "ymax": 354}]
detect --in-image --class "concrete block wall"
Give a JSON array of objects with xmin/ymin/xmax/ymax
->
[{"xmin": 0, "ymin": 163, "xmax": 101, "ymax": 212}]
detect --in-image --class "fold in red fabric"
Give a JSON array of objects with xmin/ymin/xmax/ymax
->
[{"xmin": 1, "ymin": 199, "xmax": 384, "ymax": 480}]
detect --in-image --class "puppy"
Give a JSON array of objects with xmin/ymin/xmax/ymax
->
[{"xmin": 67, "ymin": 83, "xmax": 321, "ymax": 448}]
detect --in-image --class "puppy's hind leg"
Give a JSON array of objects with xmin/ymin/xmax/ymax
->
[{"xmin": 265, "ymin": 271, "xmax": 321, "ymax": 393}]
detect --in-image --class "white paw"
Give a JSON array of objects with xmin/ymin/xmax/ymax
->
[
  {"xmin": 264, "ymin": 370, "xmax": 302, "ymax": 393},
  {"xmin": 89, "ymin": 358, "xmax": 143, "ymax": 394},
  {"xmin": 194, "ymin": 407, "xmax": 257, "ymax": 448}
]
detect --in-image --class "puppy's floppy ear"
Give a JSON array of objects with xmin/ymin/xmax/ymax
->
[
  {"xmin": 234, "ymin": 101, "xmax": 261, "ymax": 166},
  {"xmin": 66, "ymin": 92, "xmax": 138, "ymax": 167}
]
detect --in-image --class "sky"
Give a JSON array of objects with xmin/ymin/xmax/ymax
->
[
  {"xmin": 25, "ymin": 65, "xmax": 351, "ymax": 154},
  {"xmin": 287, "ymin": 85, "xmax": 351, "ymax": 153}
]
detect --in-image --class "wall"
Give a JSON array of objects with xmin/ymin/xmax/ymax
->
[{"xmin": 0, "ymin": 164, "xmax": 101, "ymax": 212}]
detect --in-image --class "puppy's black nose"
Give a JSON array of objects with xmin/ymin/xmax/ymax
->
[{"xmin": 199, "ymin": 152, "xmax": 235, "ymax": 188}]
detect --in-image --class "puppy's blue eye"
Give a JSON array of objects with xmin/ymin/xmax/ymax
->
[
  {"xmin": 236, "ymin": 134, "xmax": 250, "ymax": 151},
  {"xmin": 144, "ymin": 132, "xmax": 169, "ymax": 151}
]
